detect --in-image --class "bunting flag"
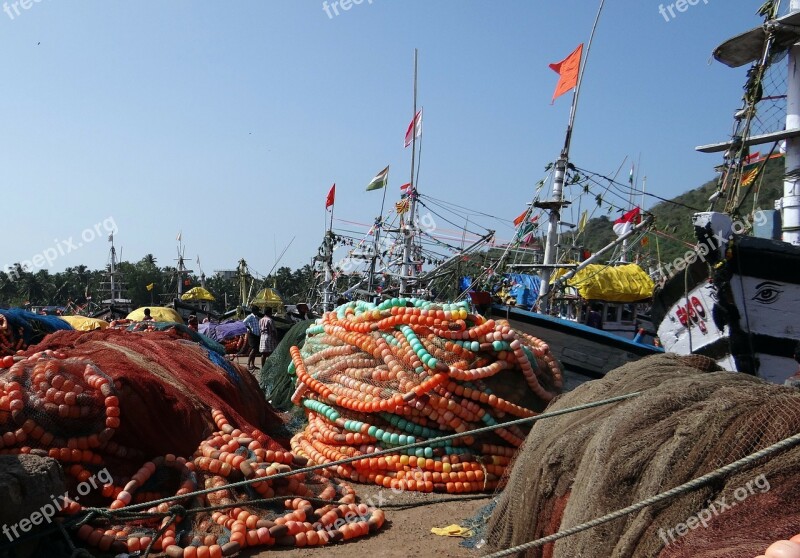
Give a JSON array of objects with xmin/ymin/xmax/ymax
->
[
  {"xmin": 549, "ymin": 44, "xmax": 583, "ymax": 102},
  {"xmin": 366, "ymin": 166, "xmax": 389, "ymax": 191},
  {"xmin": 325, "ymin": 184, "xmax": 336, "ymax": 210},
  {"xmin": 578, "ymin": 210, "xmax": 588, "ymax": 233},
  {"xmin": 404, "ymin": 109, "xmax": 422, "ymax": 148},
  {"xmin": 741, "ymin": 152, "xmax": 783, "ymax": 187},
  {"xmin": 613, "ymin": 207, "xmax": 641, "ymax": 237},
  {"xmin": 743, "ymin": 152, "xmax": 761, "ymax": 165},
  {"xmin": 513, "ymin": 209, "xmax": 529, "ymax": 227}
]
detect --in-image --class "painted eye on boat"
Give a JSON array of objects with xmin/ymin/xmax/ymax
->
[{"xmin": 751, "ymin": 282, "xmax": 783, "ymax": 305}]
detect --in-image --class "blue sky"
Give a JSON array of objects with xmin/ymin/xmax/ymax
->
[{"xmin": 0, "ymin": 1, "xmax": 771, "ymax": 278}]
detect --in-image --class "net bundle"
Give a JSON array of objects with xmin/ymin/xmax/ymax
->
[
  {"xmin": 0, "ymin": 309, "xmax": 73, "ymax": 356},
  {"xmin": 0, "ymin": 329, "xmax": 384, "ymax": 556},
  {"xmin": 484, "ymin": 354, "xmax": 800, "ymax": 558},
  {"xmin": 288, "ymin": 298, "xmax": 563, "ymax": 494}
]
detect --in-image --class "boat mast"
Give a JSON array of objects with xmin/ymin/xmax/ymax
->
[
  {"xmin": 538, "ymin": 0, "xmax": 606, "ymax": 313},
  {"xmin": 322, "ymin": 204, "xmax": 336, "ymax": 311},
  {"xmin": 783, "ymin": 0, "xmax": 800, "ymax": 245},
  {"xmin": 401, "ymin": 49, "xmax": 419, "ymax": 296},
  {"xmin": 367, "ymin": 194, "xmax": 387, "ymax": 301},
  {"xmin": 109, "ymin": 233, "xmax": 117, "ymax": 303}
]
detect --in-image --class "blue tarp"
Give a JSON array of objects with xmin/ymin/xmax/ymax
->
[
  {"xmin": 0, "ymin": 309, "xmax": 73, "ymax": 345},
  {"xmin": 506, "ymin": 273, "xmax": 541, "ymax": 307},
  {"xmin": 199, "ymin": 320, "xmax": 247, "ymax": 342}
]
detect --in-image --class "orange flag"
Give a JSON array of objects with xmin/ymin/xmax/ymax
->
[
  {"xmin": 513, "ymin": 209, "xmax": 529, "ymax": 227},
  {"xmin": 549, "ymin": 44, "xmax": 583, "ymax": 102}
]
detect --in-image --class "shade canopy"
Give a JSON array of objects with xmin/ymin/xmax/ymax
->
[
  {"xmin": 127, "ymin": 307, "xmax": 184, "ymax": 324},
  {"xmin": 180, "ymin": 287, "xmax": 216, "ymax": 302},
  {"xmin": 60, "ymin": 315, "xmax": 110, "ymax": 331}
]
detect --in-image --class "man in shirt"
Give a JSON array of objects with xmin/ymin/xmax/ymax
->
[
  {"xmin": 243, "ymin": 306, "xmax": 261, "ymax": 372},
  {"xmin": 259, "ymin": 306, "xmax": 278, "ymax": 367}
]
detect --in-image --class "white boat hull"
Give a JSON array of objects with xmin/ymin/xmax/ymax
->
[{"xmin": 653, "ymin": 235, "xmax": 800, "ymax": 383}]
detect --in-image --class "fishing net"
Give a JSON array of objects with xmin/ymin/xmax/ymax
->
[
  {"xmin": 288, "ymin": 298, "xmax": 563, "ymax": 494},
  {"xmin": 125, "ymin": 321, "xmax": 226, "ymax": 356},
  {"xmin": 0, "ymin": 309, "xmax": 72, "ymax": 356},
  {"xmin": 483, "ymin": 353, "xmax": 800, "ymax": 558},
  {"xmin": 0, "ymin": 328, "xmax": 385, "ymax": 555},
  {"xmin": 260, "ymin": 319, "xmax": 314, "ymax": 411}
]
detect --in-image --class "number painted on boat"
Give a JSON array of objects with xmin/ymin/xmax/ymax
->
[{"xmin": 675, "ymin": 298, "xmax": 707, "ymax": 328}]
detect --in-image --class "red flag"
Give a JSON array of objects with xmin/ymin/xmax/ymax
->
[
  {"xmin": 404, "ymin": 109, "xmax": 423, "ymax": 148},
  {"xmin": 325, "ymin": 184, "xmax": 336, "ymax": 210},
  {"xmin": 613, "ymin": 207, "xmax": 641, "ymax": 237},
  {"xmin": 549, "ymin": 44, "xmax": 583, "ymax": 102},
  {"xmin": 743, "ymin": 152, "xmax": 761, "ymax": 165},
  {"xmin": 400, "ymin": 182, "xmax": 412, "ymax": 194}
]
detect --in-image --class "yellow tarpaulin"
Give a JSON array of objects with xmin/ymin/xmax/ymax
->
[
  {"xmin": 126, "ymin": 307, "xmax": 184, "ymax": 324},
  {"xmin": 180, "ymin": 287, "xmax": 216, "ymax": 302},
  {"xmin": 60, "ymin": 316, "xmax": 109, "ymax": 331},
  {"xmin": 250, "ymin": 288, "xmax": 285, "ymax": 317},
  {"xmin": 552, "ymin": 263, "xmax": 654, "ymax": 302}
]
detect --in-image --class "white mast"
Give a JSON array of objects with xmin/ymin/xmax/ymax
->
[
  {"xmin": 538, "ymin": 0, "xmax": 606, "ymax": 313},
  {"xmin": 782, "ymin": 0, "xmax": 800, "ymax": 245},
  {"xmin": 109, "ymin": 233, "xmax": 117, "ymax": 302},
  {"xmin": 401, "ymin": 49, "xmax": 419, "ymax": 296}
]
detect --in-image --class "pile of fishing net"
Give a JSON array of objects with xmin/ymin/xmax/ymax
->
[
  {"xmin": 106, "ymin": 318, "xmax": 227, "ymax": 356},
  {"xmin": 0, "ymin": 309, "xmax": 72, "ymax": 356},
  {"xmin": 484, "ymin": 353, "xmax": 800, "ymax": 558},
  {"xmin": 288, "ymin": 298, "xmax": 563, "ymax": 494},
  {"xmin": 0, "ymin": 328, "xmax": 385, "ymax": 556},
  {"xmin": 260, "ymin": 319, "xmax": 314, "ymax": 411}
]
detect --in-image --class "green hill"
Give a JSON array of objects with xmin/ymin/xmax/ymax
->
[{"xmin": 581, "ymin": 158, "xmax": 785, "ymax": 266}]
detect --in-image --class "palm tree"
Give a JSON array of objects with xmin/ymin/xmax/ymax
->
[
  {"xmin": 19, "ymin": 270, "xmax": 49, "ymax": 306},
  {"xmin": 0, "ymin": 271, "xmax": 18, "ymax": 305}
]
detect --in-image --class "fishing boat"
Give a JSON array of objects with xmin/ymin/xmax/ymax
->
[
  {"xmin": 90, "ymin": 233, "xmax": 133, "ymax": 321},
  {"xmin": 472, "ymin": 2, "xmax": 663, "ymax": 379},
  {"xmin": 652, "ymin": 1, "xmax": 800, "ymax": 384},
  {"xmin": 308, "ymin": 50, "xmax": 494, "ymax": 312}
]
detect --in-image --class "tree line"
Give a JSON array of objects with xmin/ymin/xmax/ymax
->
[{"xmin": 0, "ymin": 255, "xmax": 317, "ymax": 314}]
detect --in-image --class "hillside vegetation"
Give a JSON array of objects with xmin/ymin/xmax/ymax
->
[{"xmin": 581, "ymin": 158, "xmax": 785, "ymax": 265}]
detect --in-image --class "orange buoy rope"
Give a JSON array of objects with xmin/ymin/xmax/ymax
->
[
  {"xmin": 0, "ymin": 350, "xmax": 385, "ymax": 554},
  {"xmin": 289, "ymin": 298, "xmax": 562, "ymax": 493}
]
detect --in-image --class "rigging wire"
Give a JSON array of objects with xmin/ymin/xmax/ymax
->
[{"xmin": 574, "ymin": 166, "xmax": 704, "ymax": 212}]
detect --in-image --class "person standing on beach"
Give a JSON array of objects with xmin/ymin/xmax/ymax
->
[
  {"xmin": 259, "ymin": 307, "xmax": 277, "ymax": 367},
  {"xmin": 243, "ymin": 306, "xmax": 261, "ymax": 372}
]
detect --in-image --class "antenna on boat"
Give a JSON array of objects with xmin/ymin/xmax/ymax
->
[{"xmin": 537, "ymin": 0, "xmax": 606, "ymax": 313}]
